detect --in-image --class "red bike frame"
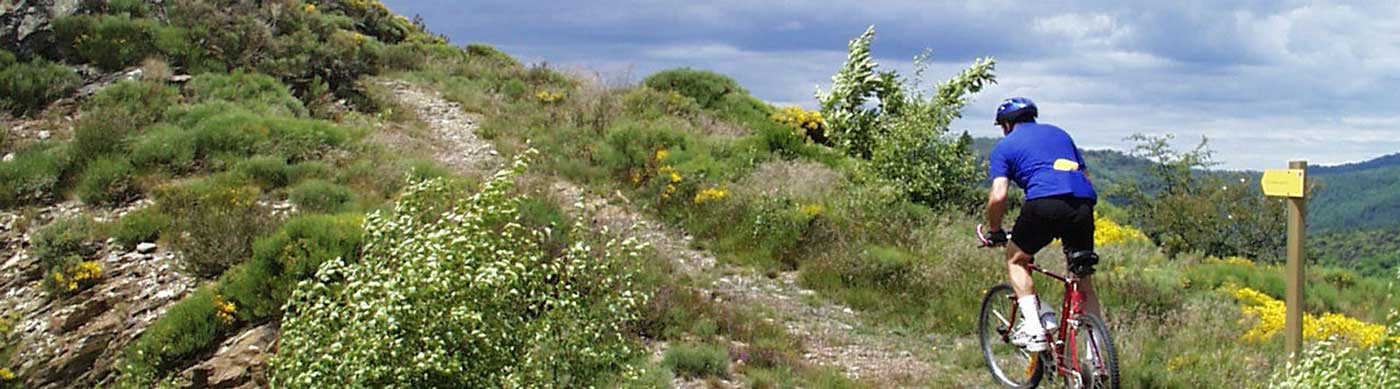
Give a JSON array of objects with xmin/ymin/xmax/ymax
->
[
  {"xmin": 978, "ymin": 225, "xmax": 1102, "ymax": 382},
  {"xmin": 1025, "ymin": 262, "xmax": 1087, "ymax": 378}
]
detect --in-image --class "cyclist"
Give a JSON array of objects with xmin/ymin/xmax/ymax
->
[{"xmin": 983, "ymin": 97, "xmax": 1101, "ymax": 353}]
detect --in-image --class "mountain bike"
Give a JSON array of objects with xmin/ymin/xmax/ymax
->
[{"xmin": 975, "ymin": 225, "xmax": 1120, "ymax": 388}]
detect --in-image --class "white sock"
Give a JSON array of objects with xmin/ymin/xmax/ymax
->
[{"xmin": 1018, "ymin": 295, "xmax": 1046, "ymax": 335}]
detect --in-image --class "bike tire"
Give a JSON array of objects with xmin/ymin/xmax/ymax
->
[
  {"xmin": 979, "ymin": 283, "xmax": 1044, "ymax": 388},
  {"xmin": 1064, "ymin": 313, "xmax": 1119, "ymax": 389}
]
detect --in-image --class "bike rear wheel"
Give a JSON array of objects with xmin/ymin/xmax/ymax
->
[
  {"xmin": 1064, "ymin": 313, "xmax": 1119, "ymax": 389},
  {"xmin": 979, "ymin": 283, "xmax": 1044, "ymax": 388}
]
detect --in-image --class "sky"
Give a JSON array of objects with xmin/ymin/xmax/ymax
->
[{"xmin": 381, "ymin": 0, "xmax": 1400, "ymax": 169}]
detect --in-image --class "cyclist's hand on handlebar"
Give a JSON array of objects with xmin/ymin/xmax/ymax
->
[{"xmin": 984, "ymin": 229, "xmax": 1009, "ymax": 247}]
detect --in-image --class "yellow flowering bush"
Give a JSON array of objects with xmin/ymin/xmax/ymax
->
[
  {"xmin": 800, "ymin": 203, "xmax": 825, "ymax": 218},
  {"xmin": 770, "ymin": 106, "xmax": 827, "ymax": 143},
  {"xmin": 694, "ymin": 187, "xmax": 728, "ymax": 204},
  {"xmin": 0, "ymin": 368, "xmax": 14, "ymax": 382},
  {"xmin": 303, "ymin": 3, "xmax": 316, "ymax": 13},
  {"xmin": 535, "ymin": 90, "xmax": 564, "ymax": 104},
  {"xmin": 1210, "ymin": 255, "xmax": 1256, "ymax": 267},
  {"xmin": 213, "ymin": 295, "xmax": 237, "ymax": 325},
  {"xmin": 657, "ymin": 165, "xmax": 682, "ymax": 200},
  {"xmin": 46, "ymin": 260, "xmax": 103, "ymax": 294},
  {"xmin": 1093, "ymin": 216, "xmax": 1149, "ymax": 246},
  {"xmin": 1234, "ymin": 287, "xmax": 1386, "ymax": 348}
]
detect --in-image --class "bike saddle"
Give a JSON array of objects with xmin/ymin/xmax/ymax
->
[{"xmin": 1066, "ymin": 250, "xmax": 1099, "ymax": 276}]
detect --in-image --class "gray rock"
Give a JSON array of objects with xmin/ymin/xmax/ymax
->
[
  {"xmin": 36, "ymin": 130, "xmax": 50, "ymax": 140},
  {"xmin": 135, "ymin": 242, "xmax": 157, "ymax": 254},
  {"xmin": 2, "ymin": 153, "xmax": 13, "ymax": 162}
]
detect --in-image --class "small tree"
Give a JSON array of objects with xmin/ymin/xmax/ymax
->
[
  {"xmin": 816, "ymin": 26, "xmax": 996, "ymax": 210},
  {"xmin": 1115, "ymin": 134, "xmax": 1287, "ymax": 260}
]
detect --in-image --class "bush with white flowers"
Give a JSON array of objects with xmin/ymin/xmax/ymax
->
[{"xmin": 272, "ymin": 151, "xmax": 649, "ymax": 387}]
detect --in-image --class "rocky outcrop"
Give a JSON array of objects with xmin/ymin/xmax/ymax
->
[
  {"xmin": 0, "ymin": 201, "xmax": 196, "ymax": 388},
  {"xmin": 180, "ymin": 323, "xmax": 278, "ymax": 389},
  {"xmin": 0, "ymin": 0, "xmax": 83, "ymax": 57}
]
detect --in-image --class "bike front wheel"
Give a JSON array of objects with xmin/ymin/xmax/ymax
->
[
  {"xmin": 978, "ymin": 283, "xmax": 1043, "ymax": 388},
  {"xmin": 1064, "ymin": 313, "xmax": 1119, "ymax": 389}
]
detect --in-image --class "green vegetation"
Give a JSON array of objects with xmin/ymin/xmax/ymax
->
[
  {"xmin": 0, "ymin": 142, "xmax": 71, "ymax": 207},
  {"xmin": 220, "ymin": 213, "xmax": 362, "ymax": 322},
  {"xmin": 275, "ymin": 156, "xmax": 646, "ymax": 387},
  {"xmin": 662, "ymin": 343, "xmax": 730, "ymax": 379},
  {"xmin": 0, "ymin": 57, "xmax": 81, "ymax": 116},
  {"xmin": 118, "ymin": 287, "xmax": 237, "ymax": 385},
  {"xmin": 1115, "ymin": 134, "xmax": 1287, "ymax": 261},
  {"xmin": 108, "ymin": 206, "xmax": 171, "ymax": 248},
  {"xmin": 33, "ymin": 216, "xmax": 105, "ymax": 295},
  {"xmin": 76, "ymin": 156, "xmax": 138, "ymax": 205},
  {"xmin": 287, "ymin": 179, "xmax": 355, "ymax": 213}
]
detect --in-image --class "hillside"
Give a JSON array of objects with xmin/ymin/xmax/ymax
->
[{"xmin": 2, "ymin": 1, "xmax": 1397, "ymax": 388}]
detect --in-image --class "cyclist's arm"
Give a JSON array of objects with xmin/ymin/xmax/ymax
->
[{"xmin": 986, "ymin": 177, "xmax": 1010, "ymax": 231}]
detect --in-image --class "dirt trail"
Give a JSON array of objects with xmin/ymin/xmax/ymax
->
[{"xmin": 375, "ymin": 79, "xmax": 940, "ymax": 386}]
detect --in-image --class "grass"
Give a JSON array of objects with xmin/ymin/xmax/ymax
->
[{"xmin": 662, "ymin": 343, "xmax": 729, "ymax": 379}]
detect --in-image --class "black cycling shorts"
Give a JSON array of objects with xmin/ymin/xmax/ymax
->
[{"xmin": 1012, "ymin": 195, "xmax": 1095, "ymax": 256}]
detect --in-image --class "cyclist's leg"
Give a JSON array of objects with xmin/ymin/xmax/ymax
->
[
  {"xmin": 1006, "ymin": 241, "xmax": 1036, "ymax": 297},
  {"xmin": 1062, "ymin": 198, "xmax": 1101, "ymax": 318},
  {"xmin": 1008, "ymin": 199, "xmax": 1054, "ymax": 297}
]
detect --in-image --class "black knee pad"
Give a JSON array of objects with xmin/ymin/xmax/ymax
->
[{"xmin": 1067, "ymin": 250, "xmax": 1099, "ymax": 276}]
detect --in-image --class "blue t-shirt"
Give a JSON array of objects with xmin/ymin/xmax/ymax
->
[{"xmin": 989, "ymin": 122, "xmax": 1097, "ymax": 202}]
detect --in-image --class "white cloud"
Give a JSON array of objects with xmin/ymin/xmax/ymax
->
[{"xmin": 383, "ymin": 0, "xmax": 1400, "ymax": 169}]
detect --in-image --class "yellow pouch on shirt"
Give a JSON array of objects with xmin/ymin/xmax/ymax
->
[{"xmin": 1053, "ymin": 159, "xmax": 1080, "ymax": 172}]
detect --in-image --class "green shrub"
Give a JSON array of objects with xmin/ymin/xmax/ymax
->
[
  {"xmin": 643, "ymin": 68, "xmax": 747, "ymax": 110},
  {"xmin": 171, "ymin": 108, "xmax": 351, "ymax": 170},
  {"xmin": 220, "ymin": 213, "xmax": 362, "ymax": 321},
  {"xmin": 1116, "ymin": 134, "xmax": 1288, "ymax": 261},
  {"xmin": 232, "ymin": 156, "xmax": 293, "ymax": 189},
  {"xmin": 0, "ymin": 59, "xmax": 81, "ymax": 116},
  {"xmin": 0, "ymin": 142, "xmax": 71, "ymax": 207},
  {"xmin": 34, "ymin": 216, "xmax": 102, "ymax": 267},
  {"xmin": 380, "ymin": 42, "xmax": 464, "ymax": 71},
  {"xmin": 661, "ymin": 343, "xmax": 729, "ymax": 379},
  {"xmin": 77, "ymin": 156, "xmax": 138, "ymax": 205},
  {"xmin": 109, "ymin": 206, "xmax": 170, "ymax": 248},
  {"xmin": 74, "ymin": 81, "xmax": 178, "ymax": 161},
  {"xmin": 119, "ymin": 287, "xmax": 235, "ymax": 383},
  {"xmin": 266, "ymin": 118, "xmax": 354, "ymax": 162},
  {"xmin": 156, "ymin": 176, "xmax": 271, "ymax": 277},
  {"xmin": 129, "ymin": 123, "xmax": 197, "ymax": 172},
  {"xmin": 287, "ymin": 161, "xmax": 334, "ymax": 182},
  {"xmin": 73, "ymin": 114, "xmax": 137, "ymax": 160},
  {"xmin": 186, "ymin": 71, "xmax": 307, "ymax": 117},
  {"xmin": 88, "ymin": 80, "xmax": 181, "ymax": 127},
  {"xmin": 107, "ymin": 0, "xmax": 149, "ymax": 16},
  {"xmin": 515, "ymin": 197, "xmax": 570, "ymax": 255},
  {"xmin": 52, "ymin": 14, "xmax": 159, "ymax": 71},
  {"xmin": 34, "ymin": 216, "xmax": 105, "ymax": 294},
  {"xmin": 597, "ymin": 121, "xmax": 691, "ymax": 179},
  {"xmin": 0, "ymin": 49, "xmax": 14, "ymax": 67},
  {"xmin": 466, "ymin": 43, "xmax": 520, "ymax": 67},
  {"xmin": 288, "ymin": 179, "xmax": 354, "ymax": 213},
  {"xmin": 274, "ymin": 154, "xmax": 647, "ymax": 387}
]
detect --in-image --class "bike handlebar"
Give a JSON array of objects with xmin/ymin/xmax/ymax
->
[{"xmin": 975, "ymin": 224, "xmax": 1011, "ymax": 248}]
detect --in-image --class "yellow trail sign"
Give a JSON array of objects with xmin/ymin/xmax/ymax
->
[{"xmin": 1261, "ymin": 169, "xmax": 1306, "ymax": 198}]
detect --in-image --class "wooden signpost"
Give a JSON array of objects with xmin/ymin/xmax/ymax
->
[{"xmin": 1261, "ymin": 160, "xmax": 1307, "ymax": 362}]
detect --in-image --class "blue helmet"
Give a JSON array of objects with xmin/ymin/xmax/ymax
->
[{"xmin": 995, "ymin": 97, "xmax": 1038, "ymax": 125}]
